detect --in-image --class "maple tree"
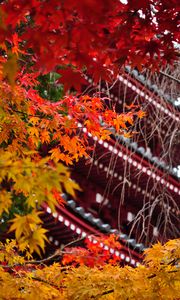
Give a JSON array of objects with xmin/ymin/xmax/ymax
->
[
  {"xmin": 0, "ymin": 238, "xmax": 179, "ymax": 299},
  {"xmin": 0, "ymin": 0, "xmax": 179, "ymax": 254},
  {"xmin": 1, "ymin": 0, "xmax": 179, "ymax": 78}
]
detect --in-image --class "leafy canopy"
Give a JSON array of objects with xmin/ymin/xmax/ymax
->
[{"xmin": 0, "ymin": 238, "xmax": 179, "ymax": 299}]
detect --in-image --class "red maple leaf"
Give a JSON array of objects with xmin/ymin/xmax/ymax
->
[{"xmin": 57, "ymin": 67, "xmax": 87, "ymax": 92}]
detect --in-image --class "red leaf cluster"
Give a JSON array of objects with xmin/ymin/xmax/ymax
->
[
  {"xmin": 0, "ymin": 0, "xmax": 179, "ymax": 85},
  {"xmin": 62, "ymin": 234, "xmax": 122, "ymax": 267}
]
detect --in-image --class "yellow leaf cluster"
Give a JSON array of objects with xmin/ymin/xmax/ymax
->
[
  {"xmin": 0, "ymin": 239, "xmax": 179, "ymax": 299},
  {"xmin": 0, "ymin": 150, "xmax": 80, "ymax": 253},
  {"xmin": 0, "ymin": 240, "xmax": 25, "ymax": 266},
  {"xmin": 9, "ymin": 212, "xmax": 48, "ymax": 255},
  {"xmin": 62, "ymin": 239, "xmax": 180, "ymax": 300}
]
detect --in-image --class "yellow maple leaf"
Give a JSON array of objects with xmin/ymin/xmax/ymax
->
[
  {"xmin": 9, "ymin": 211, "xmax": 48, "ymax": 255},
  {"xmin": 29, "ymin": 116, "xmax": 40, "ymax": 125},
  {"xmin": 0, "ymin": 190, "xmax": 12, "ymax": 215},
  {"xmin": 28, "ymin": 126, "xmax": 39, "ymax": 138},
  {"xmin": 64, "ymin": 178, "xmax": 82, "ymax": 198}
]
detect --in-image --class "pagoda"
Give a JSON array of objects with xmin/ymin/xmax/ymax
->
[{"xmin": 41, "ymin": 65, "xmax": 180, "ymax": 266}]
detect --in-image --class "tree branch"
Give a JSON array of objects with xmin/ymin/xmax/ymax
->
[
  {"xmin": 91, "ymin": 289, "xmax": 114, "ymax": 299},
  {"xmin": 30, "ymin": 276, "xmax": 63, "ymax": 290}
]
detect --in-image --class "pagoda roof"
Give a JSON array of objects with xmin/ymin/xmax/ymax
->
[{"xmin": 41, "ymin": 203, "xmax": 142, "ymax": 266}]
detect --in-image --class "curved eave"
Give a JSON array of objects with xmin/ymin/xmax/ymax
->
[{"xmin": 41, "ymin": 204, "xmax": 142, "ymax": 266}]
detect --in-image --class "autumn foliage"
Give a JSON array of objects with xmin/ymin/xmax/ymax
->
[
  {"xmin": 0, "ymin": 239, "xmax": 179, "ymax": 299},
  {"xmin": 0, "ymin": 0, "xmax": 179, "ymax": 260},
  {"xmin": 1, "ymin": 0, "xmax": 179, "ymax": 78},
  {"xmin": 0, "ymin": 1, "xmax": 179, "ymax": 299}
]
